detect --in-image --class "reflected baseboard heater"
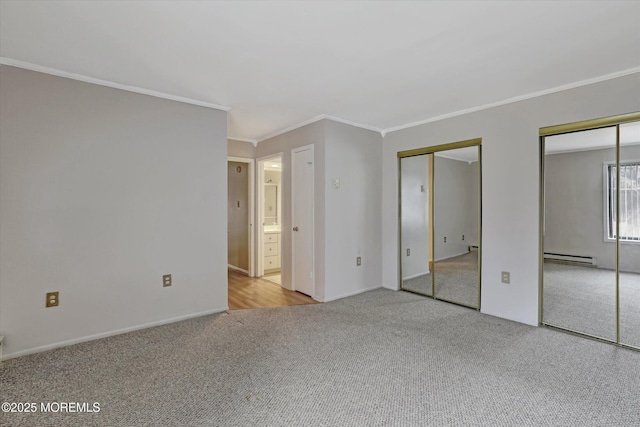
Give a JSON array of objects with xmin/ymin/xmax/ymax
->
[{"xmin": 544, "ymin": 252, "xmax": 596, "ymax": 266}]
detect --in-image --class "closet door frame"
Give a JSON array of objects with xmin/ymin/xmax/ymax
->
[
  {"xmin": 539, "ymin": 111, "xmax": 640, "ymax": 350},
  {"xmin": 398, "ymin": 137, "xmax": 482, "ymax": 309}
]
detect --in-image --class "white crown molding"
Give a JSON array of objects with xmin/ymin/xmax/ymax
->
[
  {"xmin": 228, "ymin": 136, "xmax": 258, "ymax": 146},
  {"xmin": 257, "ymin": 114, "xmax": 383, "ymax": 143},
  {"xmin": 383, "ymin": 66, "xmax": 640, "ymax": 135},
  {"xmin": 323, "ymin": 115, "xmax": 383, "ymax": 134},
  {"xmin": 257, "ymin": 115, "xmax": 326, "ymax": 143},
  {"xmin": 5, "ymin": 57, "xmax": 637, "ymax": 141},
  {"xmin": 0, "ymin": 57, "xmax": 231, "ymax": 112}
]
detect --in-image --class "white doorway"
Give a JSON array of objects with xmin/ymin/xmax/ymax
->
[
  {"xmin": 291, "ymin": 145, "xmax": 315, "ymax": 297},
  {"xmin": 227, "ymin": 156, "xmax": 255, "ymax": 277},
  {"xmin": 257, "ymin": 154, "xmax": 283, "ymax": 283}
]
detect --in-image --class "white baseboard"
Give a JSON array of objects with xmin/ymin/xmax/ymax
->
[
  {"xmin": 402, "ymin": 270, "xmax": 430, "ymax": 280},
  {"xmin": 228, "ymin": 264, "xmax": 249, "ymax": 275},
  {"xmin": 434, "ymin": 250, "xmax": 470, "ymax": 262},
  {"xmin": 1, "ymin": 307, "xmax": 228, "ymax": 361},
  {"xmin": 323, "ymin": 285, "xmax": 382, "ymax": 303}
]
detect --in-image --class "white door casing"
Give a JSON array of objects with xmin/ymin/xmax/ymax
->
[{"xmin": 291, "ymin": 145, "xmax": 314, "ymax": 297}]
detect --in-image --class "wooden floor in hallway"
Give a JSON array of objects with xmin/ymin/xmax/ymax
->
[{"xmin": 228, "ymin": 269, "xmax": 318, "ymax": 309}]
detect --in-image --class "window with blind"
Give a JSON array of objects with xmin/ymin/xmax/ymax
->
[{"xmin": 606, "ymin": 161, "xmax": 640, "ymax": 241}]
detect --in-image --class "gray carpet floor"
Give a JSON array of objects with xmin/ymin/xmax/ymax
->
[
  {"xmin": 543, "ymin": 262, "xmax": 640, "ymax": 347},
  {"xmin": 402, "ymin": 251, "xmax": 479, "ymax": 308},
  {"xmin": 2, "ymin": 289, "xmax": 640, "ymax": 426}
]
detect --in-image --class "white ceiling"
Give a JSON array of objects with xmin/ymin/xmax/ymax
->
[{"xmin": 1, "ymin": 1, "xmax": 639, "ymax": 143}]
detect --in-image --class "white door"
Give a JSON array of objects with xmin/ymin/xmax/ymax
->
[{"xmin": 291, "ymin": 145, "xmax": 314, "ymax": 297}]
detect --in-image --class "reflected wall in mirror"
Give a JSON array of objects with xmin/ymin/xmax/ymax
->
[
  {"xmin": 263, "ymin": 162, "xmax": 281, "ymax": 227},
  {"xmin": 541, "ymin": 116, "xmax": 640, "ymax": 349},
  {"xmin": 618, "ymin": 121, "xmax": 640, "ymax": 348},
  {"xmin": 433, "ymin": 146, "xmax": 480, "ymax": 308},
  {"xmin": 543, "ymin": 127, "xmax": 617, "ymax": 340},
  {"xmin": 400, "ymin": 154, "xmax": 433, "ymax": 296},
  {"xmin": 399, "ymin": 140, "xmax": 482, "ymax": 309},
  {"xmin": 260, "ymin": 156, "xmax": 282, "ymax": 279},
  {"xmin": 264, "ymin": 184, "xmax": 278, "ymax": 225}
]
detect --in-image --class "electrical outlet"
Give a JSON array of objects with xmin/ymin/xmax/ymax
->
[
  {"xmin": 406, "ymin": 248, "xmax": 410, "ymax": 256},
  {"xmin": 444, "ymin": 236, "xmax": 447, "ymax": 243},
  {"xmin": 462, "ymin": 234, "xmax": 465, "ymax": 241},
  {"xmin": 356, "ymin": 257, "xmax": 362, "ymax": 266},
  {"xmin": 163, "ymin": 274, "xmax": 172, "ymax": 287},
  {"xmin": 46, "ymin": 292, "xmax": 59, "ymax": 308},
  {"xmin": 501, "ymin": 271, "xmax": 510, "ymax": 284}
]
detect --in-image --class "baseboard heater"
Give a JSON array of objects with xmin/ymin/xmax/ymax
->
[{"xmin": 544, "ymin": 252, "xmax": 596, "ymax": 266}]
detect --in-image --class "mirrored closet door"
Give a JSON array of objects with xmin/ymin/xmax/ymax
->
[
  {"xmin": 400, "ymin": 153, "xmax": 434, "ymax": 296},
  {"xmin": 541, "ymin": 113, "xmax": 640, "ymax": 349},
  {"xmin": 399, "ymin": 139, "xmax": 482, "ymax": 309},
  {"xmin": 618, "ymin": 120, "xmax": 640, "ymax": 349}
]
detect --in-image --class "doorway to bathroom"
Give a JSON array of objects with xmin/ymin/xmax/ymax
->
[
  {"xmin": 257, "ymin": 154, "xmax": 283, "ymax": 285},
  {"xmin": 227, "ymin": 156, "xmax": 255, "ymax": 277}
]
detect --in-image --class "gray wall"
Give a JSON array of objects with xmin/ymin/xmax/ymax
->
[
  {"xmin": 545, "ymin": 145, "xmax": 640, "ymax": 273},
  {"xmin": 257, "ymin": 120, "xmax": 326, "ymax": 298},
  {"xmin": 0, "ymin": 66, "xmax": 228, "ymax": 359},
  {"xmin": 228, "ymin": 139, "xmax": 256, "ymax": 158},
  {"xmin": 324, "ymin": 120, "xmax": 383, "ymax": 301},
  {"xmin": 382, "ymin": 72, "xmax": 640, "ymax": 326},
  {"xmin": 466, "ymin": 161, "xmax": 480, "ymax": 247},
  {"xmin": 401, "ymin": 154, "xmax": 479, "ymax": 279},
  {"xmin": 434, "ymin": 156, "xmax": 478, "ymax": 260},
  {"xmin": 256, "ymin": 119, "xmax": 383, "ymax": 301},
  {"xmin": 400, "ymin": 155, "xmax": 431, "ymax": 279},
  {"xmin": 228, "ymin": 161, "xmax": 249, "ymax": 271}
]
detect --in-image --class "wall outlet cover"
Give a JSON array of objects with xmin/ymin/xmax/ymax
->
[{"xmin": 46, "ymin": 292, "xmax": 59, "ymax": 308}]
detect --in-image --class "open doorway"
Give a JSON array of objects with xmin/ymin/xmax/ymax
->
[
  {"xmin": 228, "ymin": 152, "xmax": 317, "ymax": 310},
  {"xmin": 227, "ymin": 156, "xmax": 254, "ymax": 277},
  {"xmin": 257, "ymin": 155, "xmax": 282, "ymax": 284}
]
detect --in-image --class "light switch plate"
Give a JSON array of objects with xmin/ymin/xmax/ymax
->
[{"xmin": 163, "ymin": 274, "xmax": 172, "ymax": 287}]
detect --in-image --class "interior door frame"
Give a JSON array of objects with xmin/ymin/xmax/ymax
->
[
  {"xmin": 256, "ymin": 153, "xmax": 283, "ymax": 277},
  {"xmin": 291, "ymin": 144, "xmax": 315, "ymax": 298},
  {"xmin": 228, "ymin": 156, "xmax": 255, "ymax": 277}
]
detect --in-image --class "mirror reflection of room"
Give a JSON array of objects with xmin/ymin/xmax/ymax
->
[
  {"xmin": 400, "ymin": 143, "xmax": 481, "ymax": 309},
  {"xmin": 262, "ymin": 157, "xmax": 282, "ymax": 285},
  {"xmin": 542, "ymin": 121, "xmax": 640, "ymax": 347},
  {"xmin": 433, "ymin": 147, "xmax": 480, "ymax": 308},
  {"xmin": 401, "ymin": 154, "xmax": 433, "ymax": 296}
]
